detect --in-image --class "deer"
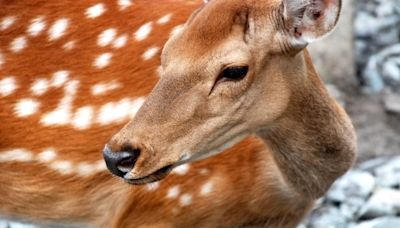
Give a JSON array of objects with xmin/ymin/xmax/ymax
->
[{"xmin": 0, "ymin": 0, "xmax": 356, "ymax": 227}]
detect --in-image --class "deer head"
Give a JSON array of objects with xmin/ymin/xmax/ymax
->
[{"xmin": 103, "ymin": 0, "xmax": 343, "ymax": 184}]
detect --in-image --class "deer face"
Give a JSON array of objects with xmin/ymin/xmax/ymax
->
[{"xmin": 104, "ymin": 0, "xmax": 342, "ymax": 184}]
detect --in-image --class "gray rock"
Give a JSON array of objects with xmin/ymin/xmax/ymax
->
[
  {"xmin": 340, "ymin": 197, "xmax": 365, "ymax": 221},
  {"xmin": 355, "ymin": 12, "xmax": 399, "ymax": 37},
  {"xmin": 358, "ymin": 156, "xmax": 392, "ymax": 172},
  {"xmin": 326, "ymin": 170, "xmax": 375, "ymax": 203},
  {"xmin": 307, "ymin": 206, "xmax": 347, "ymax": 228},
  {"xmin": 355, "ymin": 217, "xmax": 400, "ymax": 228},
  {"xmin": 374, "ymin": 156, "xmax": 400, "ymax": 187},
  {"xmin": 359, "ymin": 188, "xmax": 400, "ymax": 219},
  {"xmin": 384, "ymin": 93, "xmax": 400, "ymax": 114}
]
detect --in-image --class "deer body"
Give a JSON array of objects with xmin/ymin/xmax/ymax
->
[{"xmin": 0, "ymin": 0, "xmax": 356, "ymax": 227}]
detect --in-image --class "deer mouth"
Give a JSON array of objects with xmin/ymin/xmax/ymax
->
[{"xmin": 123, "ymin": 164, "xmax": 174, "ymax": 185}]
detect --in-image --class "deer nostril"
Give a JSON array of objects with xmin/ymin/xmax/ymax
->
[
  {"xmin": 103, "ymin": 144, "xmax": 141, "ymax": 178},
  {"xmin": 116, "ymin": 151, "xmax": 139, "ymax": 173}
]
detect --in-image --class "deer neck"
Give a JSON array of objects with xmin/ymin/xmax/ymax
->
[{"xmin": 257, "ymin": 50, "xmax": 356, "ymax": 200}]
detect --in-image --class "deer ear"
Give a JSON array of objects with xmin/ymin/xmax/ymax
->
[{"xmin": 282, "ymin": 0, "xmax": 342, "ymax": 47}]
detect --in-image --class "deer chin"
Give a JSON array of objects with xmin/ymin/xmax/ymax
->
[{"xmin": 123, "ymin": 164, "xmax": 174, "ymax": 185}]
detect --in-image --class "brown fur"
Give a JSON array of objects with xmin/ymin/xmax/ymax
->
[{"xmin": 0, "ymin": 0, "xmax": 355, "ymax": 227}]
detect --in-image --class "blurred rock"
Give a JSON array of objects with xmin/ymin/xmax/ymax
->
[
  {"xmin": 384, "ymin": 92, "xmax": 400, "ymax": 114},
  {"xmin": 374, "ymin": 156, "xmax": 400, "ymax": 188},
  {"xmin": 307, "ymin": 206, "xmax": 347, "ymax": 228},
  {"xmin": 359, "ymin": 188, "xmax": 400, "ymax": 219},
  {"xmin": 326, "ymin": 170, "xmax": 375, "ymax": 203},
  {"xmin": 355, "ymin": 217, "xmax": 400, "ymax": 228}
]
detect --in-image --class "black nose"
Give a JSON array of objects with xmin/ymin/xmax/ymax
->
[{"xmin": 103, "ymin": 145, "xmax": 141, "ymax": 178}]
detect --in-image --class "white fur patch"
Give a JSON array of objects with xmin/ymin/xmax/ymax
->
[
  {"xmin": 63, "ymin": 41, "xmax": 76, "ymax": 50},
  {"xmin": 118, "ymin": 0, "xmax": 133, "ymax": 10},
  {"xmin": 112, "ymin": 34, "xmax": 128, "ymax": 49},
  {"xmin": 200, "ymin": 181, "xmax": 214, "ymax": 196},
  {"xmin": 91, "ymin": 81, "xmax": 121, "ymax": 96},
  {"xmin": 172, "ymin": 164, "xmax": 189, "ymax": 175},
  {"xmin": 0, "ymin": 149, "xmax": 33, "ymax": 162},
  {"xmin": 41, "ymin": 80, "xmax": 79, "ymax": 126},
  {"xmin": 98, "ymin": 28, "xmax": 117, "ymax": 47},
  {"xmin": 0, "ymin": 16, "xmax": 16, "ymax": 31},
  {"xmin": 170, "ymin": 24, "xmax": 184, "ymax": 38},
  {"xmin": 48, "ymin": 18, "xmax": 69, "ymax": 41},
  {"xmin": 157, "ymin": 14, "xmax": 173, "ymax": 25},
  {"xmin": 27, "ymin": 16, "xmax": 46, "ymax": 37},
  {"xmin": 51, "ymin": 70, "xmax": 70, "ymax": 87},
  {"xmin": 146, "ymin": 182, "xmax": 160, "ymax": 191},
  {"xmin": 10, "ymin": 36, "xmax": 27, "ymax": 53},
  {"xmin": 14, "ymin": 98, "xmax": 40, "ymax": 117},
  {"xmin": 86, "ymin": 3, "xmax": 106, "ymax": 19},
  {"xmin": 167, "ymin": 186, "xmax": 181, "ymax": 199},
  {"xmin": 31, "ymin": 78, "xmax": 49, "ymax": 96},
  {"xmin": 142, "ymin": 46, "xmax": 160, "ymax": 61},
  {"xmin": 50, "ymin": 160, "xmax": 73, "ymax": 175},
  {"xmin": 0, "ymin": 76, "xmax": 17, "ymax": 97},
  {"xmin": 37, "ymin": 149, "xmax": 57, "ymax": 163},
  {"xmin": 94, "ymin": 53, "xmax": 112, "ymax": 68},
  {"xmin": 179, "ymin": 194, "xmax": 192, "ymax": 206},
  {"xmin": 135, "ymin": 22, "xmax": 153, "ymax": 41},
  {"xmin": 72, "ymin": 106, "xmax": 94, "ymax": 130}
]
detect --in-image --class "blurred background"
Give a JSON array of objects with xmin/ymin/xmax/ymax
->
[{"xmin": 301, "ymin": 0, "xmax": 400, "ymax": 227}]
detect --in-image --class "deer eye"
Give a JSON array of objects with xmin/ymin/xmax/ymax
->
[{"xmin": 219, "ymin": 66, "xmax": 249, "ymax": 82}]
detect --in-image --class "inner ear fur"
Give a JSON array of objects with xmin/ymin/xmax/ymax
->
[{"xmin": 282, "ymin": 0, "xmax": 342, "ymax": 46}]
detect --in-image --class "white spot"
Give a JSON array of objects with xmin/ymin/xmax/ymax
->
[
  {"xmin": 51, "ymin": 70, "xmax": 70, "ymax": 87},
  {"xmin": 91, "ymin": 81, "xmax": 121, "ymax": 96},
  {"xmin": 179, "ymin": 194, "xmax": 192, "ymax": 206},
  {"xmin": 157, "ymin": 13, "xmax": 172, "ymax": 25},
  {"xmin": 97, "ymin": 98, "xmax": 133, "ymax": 125},
  {"xmin": 199, "ymin": 168, "xmax": 209, "ymax": 175},
  {"xmin": 118, "ymin": 0, "xmax": 133, "ymax": 10},
  {"xmin": 98, "ymin": 28, "xmax": 117, "ymax": 47},
  {"xmin": 0, "ymin": 16, "xmax": 16, "ymax": 31},
  {"xmin": 36, "ymin": 149, "xmax": 57, "ymax": 163},
  {"xmin": 146, "ymin": 182, "xmax": 160, "ymax": 191},
  {"xmin": 0, "ymin": 149, "xmax": 33, "ymax": 162},
  {"xmin": 172, "ymin": 164, "xmax": 189, "ymax": 175},
  {"xmin": 41, "ymin": 80, "xmax": 79, "ymax": 126},
  {"xmin": 200, "ymin": 181, "xmax": 214, "ymax": 196},
  {"xmin": 167, "ymin": 186, "xmax": 181, "ymax": 199},
  {"xmin": 170, "ymin": 24, "xmax": 184, "ymax": 38},
  {"xmin": 63, "ymin": 41, "xmax": 75, "ymax": 50},
  {"xmin": 0, "ymin": 76, "xmax": 17, "ymax": 97},
  {"xmin": 112, "ymin": 34, "xmax": 128, "ymax": 49},
  {"xmin": 135, "ymin": 22, "xmax": 153, "ymax": 41},
  {"xmin": 72, "ymin": 106, "xmax": 94, "ymax": 130},
  {"xmin": 129, "ymin": 97, "xmax": 145, "ymax": 117},
  {"xmin": 86, "ymin": 3, "xmax": 106, "ymax": 19},
  {"xmin": 50, "ymin": 160, "xmax": 73, "ymax": 174},
  {"xmin": 14, "ymin": 98, "xmax": 40, "ymax": 117},
  {"xmin": 48, "ymin": 18, "xmax": 69, "ymax": 41},
  {"xmin": 94, "ymin": 160, "xmax": 107, "ymax": 172},
  {"xmin": 142, "ymin": 46, "xmax": 160, "ymax": 61},
  {"xmin": 27, "ymin": 16, "xmax": 46, "ymax": 37},
  {"xmin": 94, "ymin": 53, "xmax": 112, "ymax": 68},
  {"xmin": 31, "ymin": 78, "xmax": 49, "ymax": 96},
  {"xmin": 77, "ymin": 162, "xmax": 94, "ymax": 177},
  {"xmin": 10, "ymin": 36, "xmax": 27, "ymax": 53}
]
